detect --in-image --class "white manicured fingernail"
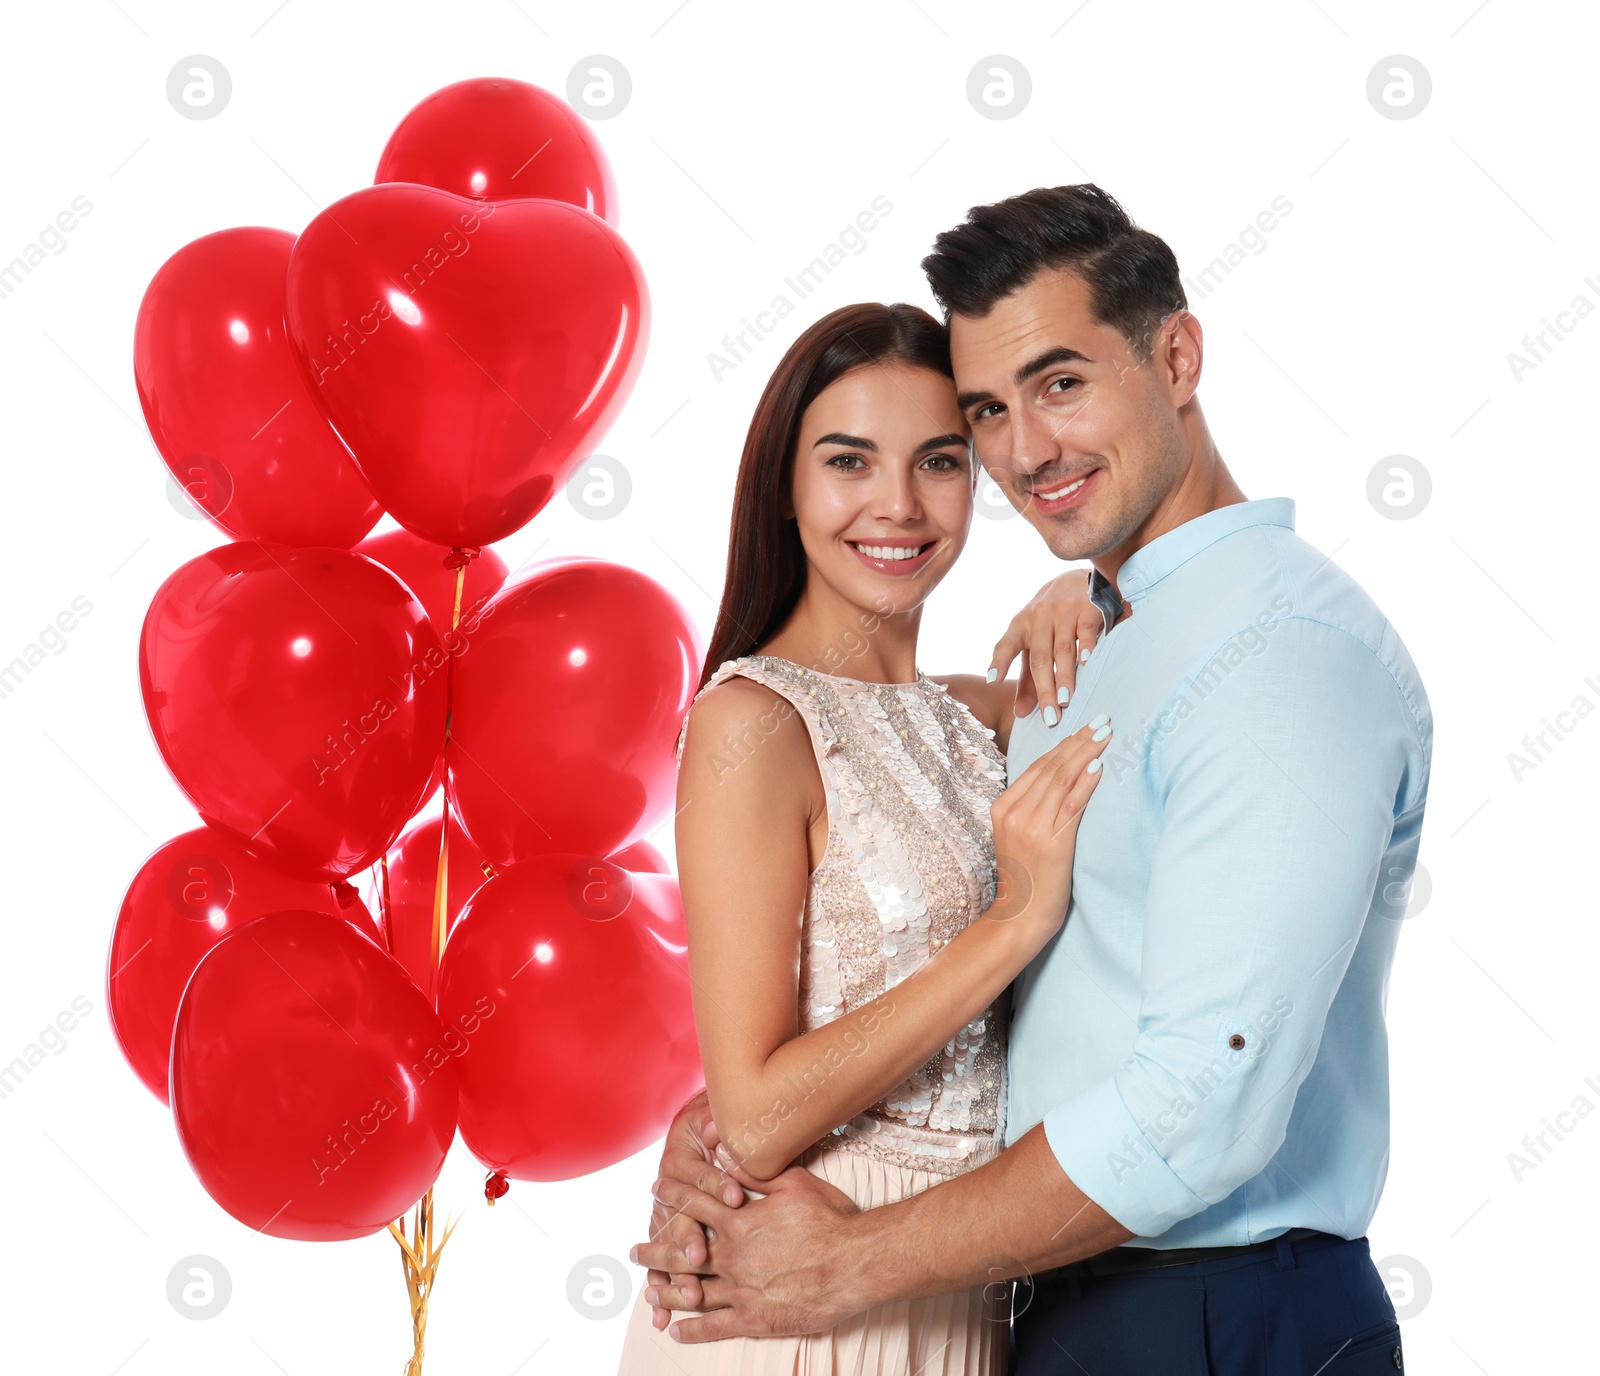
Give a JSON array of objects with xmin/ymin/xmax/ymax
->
[
  {"xmin": 1087, "ymin": 758, "xmax": 1103, "ymax": 774},
  {"xmin": 1056, "ymin": 685, "xmax": 1071, "ymax": 705},
  {"xmin": 1043, "ymin": 705, "xmax": 1059, "ymax": 727},
  {"xmin": 1088, "ymin": 713, "xmax": 1110, "ymax": 729},
  {"xmin": 1091, "ymin": 724, "xmax": 1111, "ymax": 741},
  {"xmin": 1079, "ymin": 647, "xmax": 1091, "ymax": 663},
  {"xmin": 985, "ymin": 667, "xmax": 998, "ymax": 683}
]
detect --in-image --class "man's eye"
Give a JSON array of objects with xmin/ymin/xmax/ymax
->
[
  {"xmin": 973, "ymin": 403, "xmax": 1003, "ymax": 421},
  {"xmin": 1047, "ymin": 376, "xmax": 1080, "ymax": 395}
]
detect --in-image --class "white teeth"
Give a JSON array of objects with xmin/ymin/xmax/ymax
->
[
  {"xmin": 1037, "ymin": 475, "xmax": 1088, "ymax": 503},
  {"xmin": 851, "ymin": 542, "xmax": 928, "ymax": 561}
]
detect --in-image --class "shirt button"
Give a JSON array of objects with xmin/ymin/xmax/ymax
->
[
  {"xmin": 1391, "ymin": 1345, "xmax": 1403, "ymax": 1370},
  {"xmin": 1228, "ymin": 1034, "xmax": 1246, "ymax": 1050}
]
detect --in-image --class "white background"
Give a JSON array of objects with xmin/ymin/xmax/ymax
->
[{"xmin": 2, "ymin": 0, "xmax": 1595, "ymax": 1371}]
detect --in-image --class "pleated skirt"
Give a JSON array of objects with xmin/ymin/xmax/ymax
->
[{"xmin": 616, "ymin": 1144, "xmax": 1009, "ymax": 1375}]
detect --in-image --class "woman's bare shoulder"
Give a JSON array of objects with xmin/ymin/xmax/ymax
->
[
  {"xmin": 679, "ymin": 673, "xmax": 815, "ymax": 787},
  {"xmin": 684, "ymin": 672, "xmax": 803, "ymax": 734}
]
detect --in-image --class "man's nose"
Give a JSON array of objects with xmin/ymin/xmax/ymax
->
[{"xmin": 1009, "ymin": 406, "xmax": 1066, "ymax": 475}]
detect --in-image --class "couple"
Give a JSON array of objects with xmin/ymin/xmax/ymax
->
[{"xmin": 618, "ymin": 184, "xmax": 1431, "ymax": 1375}]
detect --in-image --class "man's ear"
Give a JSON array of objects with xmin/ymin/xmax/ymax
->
[{"xmin": 1160, "ymin": 309, "xmax": 1204, "ymax": 406}]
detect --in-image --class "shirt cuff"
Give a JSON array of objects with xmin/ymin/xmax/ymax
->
[{"xmin": 1041, "ymin": 1076, "xmax": 1208, "ymax": 1240}]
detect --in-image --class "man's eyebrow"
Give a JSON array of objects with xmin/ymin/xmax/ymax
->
[
  {"xmin": 914, "ymin": 433, "xmax": 969, "ymax": 455},
  {"xmin": 956, "ymin": 346, "xmax": 1094, "ymax": 414},
  {"xmin": 812, "ymin": 432, "xmax": 877, "ymax": 450},
  {"xmin": 1015, "ymin": 346, "xmax": 1091, "ymax": 386}
]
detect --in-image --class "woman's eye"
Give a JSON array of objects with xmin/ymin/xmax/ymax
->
[
  {"xmin": 827, "ymin": 453, "xmax": 866, "ymax": 470},
  {"xmin": 923, "ymin": 453, "xmax": 962, "ymax": 472}
]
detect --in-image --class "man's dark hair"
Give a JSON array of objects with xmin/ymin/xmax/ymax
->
[{"xmin": 921, "ymin": 184, "xmax": 1186, "ymax": 361}]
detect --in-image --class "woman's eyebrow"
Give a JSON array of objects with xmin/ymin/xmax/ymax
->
[
  {"xmin": 812, "ymin": 432, "xmax": 877, "ymax": 450},
  {"xmin": 914, "ymin": 433, "xmax": 969, "ymax": 454}
]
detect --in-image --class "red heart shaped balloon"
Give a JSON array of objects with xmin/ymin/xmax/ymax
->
[
  {"xmin": 447, "ymin": 559, "xmax": 700, "ymax": 866},
  {"xmin": 108, "ymin": 825, "xmax": 379, "ymax": 1104},
  {"xmin": 139, "ymin": 544, "xmax": 448, "ymax": 880},
  {"xmin": 171, "ymin": 909, "xmax": 458, "ymax": 1240},
  {"xmin": 284, "ymin": 184, "xmax": 648, "ymax": 548},
  {"xmin": 438, "ymin": 854, "xmax": 700, "ymax": 1181},
  {"xmin": 134, "ymin": 227, "xmax": 383, "ymax": 547},
  {"xmin": 375, "ymin": 77, "xmax": 618, "ymax": 223}
]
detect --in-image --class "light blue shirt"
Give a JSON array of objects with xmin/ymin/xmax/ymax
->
[{"xmin": 1003, "ymin": 497, "xmax": 1432, "ymax": 1247}]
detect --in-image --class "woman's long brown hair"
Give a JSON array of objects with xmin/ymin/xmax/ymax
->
[{"xmin": 697, "ymin": 302, "xmax": 953, "ymax": 691}]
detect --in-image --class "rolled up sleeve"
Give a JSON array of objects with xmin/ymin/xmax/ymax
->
[{"xmin": 1042, "ymin": 616, "xmax": 1421, "ymax": 1238}]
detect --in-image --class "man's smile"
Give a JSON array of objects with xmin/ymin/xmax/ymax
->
[{"xmin": 1028, "ymin": 468, "xmax": 1099, "ymax": 509}]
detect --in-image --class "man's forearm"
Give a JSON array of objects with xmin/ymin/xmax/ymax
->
[{"xmin": 844, "ymin": 1124, "xmax": 1134, "ymax": 1309}]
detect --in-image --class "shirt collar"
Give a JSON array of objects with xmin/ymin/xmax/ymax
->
[
  {"xmin": 1086, "ymin": 567, "xmax": 1123, "ymax": 631},
  {"xmin": 1103, "ymin": 496, "xmax": 1296, "ymax": 602}
]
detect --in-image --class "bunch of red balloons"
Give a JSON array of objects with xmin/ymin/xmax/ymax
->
[{"xmin": 109, "ymin": 78, "xmax": 704, "ymax": 1242}]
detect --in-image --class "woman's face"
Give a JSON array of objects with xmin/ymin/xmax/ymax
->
[{"xmin": 789, "ymin": 361, "xmax": 973, "ymax": 619}]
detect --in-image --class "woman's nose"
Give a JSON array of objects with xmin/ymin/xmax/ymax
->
[{"xmin": 869, "ymin": 466, "xmax": 922, "ymax": 521}]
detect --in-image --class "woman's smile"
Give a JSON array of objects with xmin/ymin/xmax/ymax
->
[{"xmin": 844, "ymin": 536, "xmax": 940, "ymax": 576}]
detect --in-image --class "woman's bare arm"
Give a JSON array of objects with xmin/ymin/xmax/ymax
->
[{"xmin": 676, "ymin": 675, "xmax": 1106, "ymax": 1182}]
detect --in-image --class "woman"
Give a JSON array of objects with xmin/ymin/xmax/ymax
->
[{"xmin": 618, "ymin": 303, "xmax": 1114, "ymax": 1374}]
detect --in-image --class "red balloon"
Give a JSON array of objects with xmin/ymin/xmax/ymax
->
[
  {"xmin": 171, "ymin": 910, "xmax": 459, "ymax": 1240},
  {"xmin": 418, "ymin": 756, "xmax": 446, "ymax": 815},
  {"xmin": 355, "ymin": 533, "xmax": 508, "ymax": 811},
  {"xmin": 438, "ymin": 854, "xmax": 700, "ymax": 1180},
  {"xmin": 108, "ymin": 826, "xmax": 378, "ymax": 1104},
  {"xmin": 610, "ymin": 839, "xmax": 670, "ymax": 875},
  {"xmin": 140, "ymin": 545, "xmax": 448, "ymax": 880},
  {"xmin": 448, "ymin": 560, "xmax": 700, "ymax": 866},
  {"xmin": 626, "ymin": 869, "xmax": 689, "ymax": 972},
  {"xmin": 355, "ymin": 529, "xmax": 508, "ymax": 635},
  {"xmin": 284, "ymin": 184, "xmax": 649, "ymax": 548},
  {"xmin": 381, "ymin": 814, "xmax": 492, "ymax": 994},
  {"xmin": 375, "ymin": 77, "xmax": 618, "ymax": 224},
  {"xmin": 607, "ymin": 841, "xmax": 685, "ymax": 967},
  {"xmin": 134, "ymin": 228, "xmax": 383, "ymax": 547}
]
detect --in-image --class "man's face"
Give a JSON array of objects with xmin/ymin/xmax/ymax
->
[{"xmin": 949, "ymin": 266, "xmax": 1188, "ymax": 565}]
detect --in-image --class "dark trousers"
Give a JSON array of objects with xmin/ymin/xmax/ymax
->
[{"xmin": 1011, "ymin": 1231, "xmax": 1403, "ymax": 1375}]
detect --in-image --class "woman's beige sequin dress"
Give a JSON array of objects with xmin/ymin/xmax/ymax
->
[{"xmin": 619, "ymin": 654, "xmax": 1011, "ymax": 1375}]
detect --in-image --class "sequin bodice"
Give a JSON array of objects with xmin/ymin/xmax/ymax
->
[{"xmin": 679, "ymin": 654, "xmax": 1011, "ymax": 1177}]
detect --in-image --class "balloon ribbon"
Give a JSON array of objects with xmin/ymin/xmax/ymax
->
[{"xmin": 385, "ymin": 553, "xmax": 472, "ymax": 1374}]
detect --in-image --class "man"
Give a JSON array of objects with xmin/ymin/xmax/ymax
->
[{"xmin": 633, "ymin": 184, "xmax": 1430, "ymax": 1374}]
